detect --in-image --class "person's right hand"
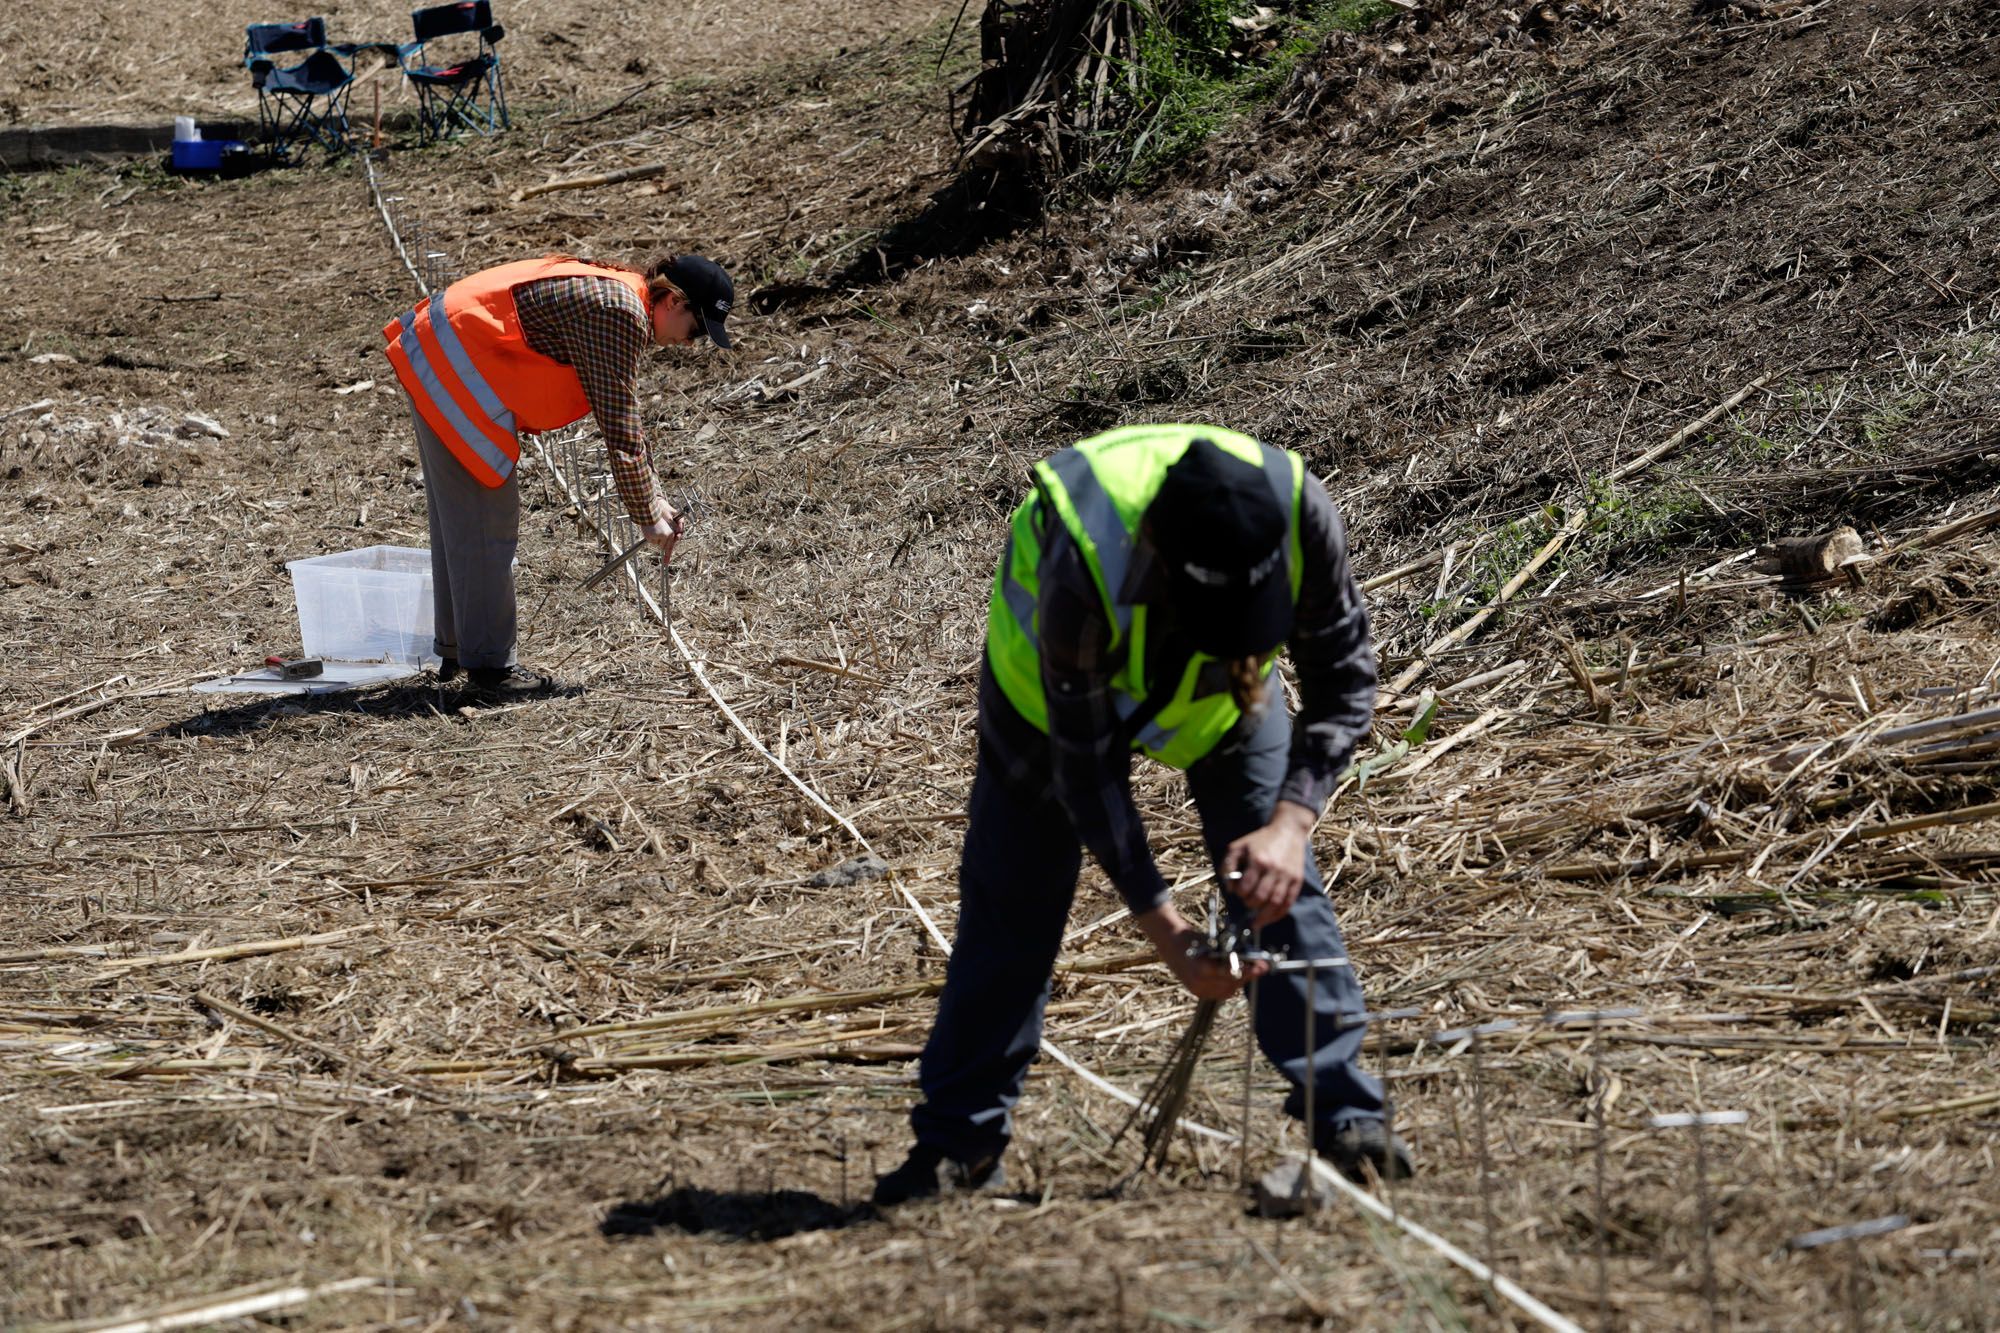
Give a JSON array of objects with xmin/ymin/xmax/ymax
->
[
  {"xmin": 638, "ymin": 502, "xmax": 687, "ymax": 558},
  {"xmin": 1135, "ymin": 903, "xmax": 1263, "ymax": 1001}
]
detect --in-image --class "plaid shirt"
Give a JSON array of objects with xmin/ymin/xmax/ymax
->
[
  {"xmin": 985, "ymin": 476, "xmax": 1376, "ymax": 914},
  {"xmin": 514, "ymin": 274, "xmax": 667, "ymax": 526}
]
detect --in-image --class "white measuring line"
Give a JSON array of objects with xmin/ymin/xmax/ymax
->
[
  {"xmin": 369, "ymin": 188, "xmax": 1582, "ymax": 1333},
  {"xmin": 361, "ymin": 153, "xmax": 430, "ymax": 297},
  {"xmin": 77, "ymin": 1277, "xmax": 385, "ymax": 1333},
  {"xmin": 1306, "ymin": 1156, "xmax": 1585, "ymax": 1333}
]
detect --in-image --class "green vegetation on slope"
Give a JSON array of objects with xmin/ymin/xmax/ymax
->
[{"xmin": 1092, "ymin": 0, "xmax": 1401, "ymax": 190}]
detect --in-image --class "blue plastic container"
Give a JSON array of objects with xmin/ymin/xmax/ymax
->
[{"xmin": 171, "ymin": 139, "xmax": 244, "ymax": 170}]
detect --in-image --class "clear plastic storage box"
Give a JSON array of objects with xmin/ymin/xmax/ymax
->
[{"xmin": 286, "ymin": 545, "xmax": 434, "ymax": 663}]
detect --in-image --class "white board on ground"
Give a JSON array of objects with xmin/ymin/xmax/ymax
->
[{"xmin": 189, "ymin": 661, "xmax": 427, "ymax": 695}]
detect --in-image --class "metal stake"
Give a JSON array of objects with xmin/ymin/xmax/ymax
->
[
  {"xmin": 1593, "ymin": 1021, "xmax": 1611, "ymax": 1333},
  {"xmin": 1436, "ymin": 1019, "xmax": 1518, "ymax": 1277},
  {"xmin": 1472, "ymin": 1026, "xmax": 1495, "ymax": 1272},
  {"xmin": 1237, "ymin": 925, "xmax": 1260, "ymax": 1191},
  {"xmin": 1695, "ymin": 1120, "xmax": 1717, "ymax": 1332},
  {"xmin": 407, "ymin": 221, "xmax": 427, "ymax": 293},
  {"xmin": 1545, "ymin": 1008, "xmax": 1641, "ymax": 1329},
  {"xmin": 1652, "ymin": 1111, "xmax": 1747, "ymax": 1333},
  {"xmin": 1301, "ymin": 958, "xmax": 1317, "ymax": 1211},
  {"xmin": 560, "ymin": 435, "xmax": 575, "ymax": 521},
  {"xmin": 1377, "ymin": 1013, "xmax": 1398, "ymax": 1224},
  {"xmin": 1788, "ymin": 1215, "xmax": 1909, "ymax": 1333}
]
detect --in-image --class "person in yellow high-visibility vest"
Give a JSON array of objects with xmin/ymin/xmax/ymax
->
[{"xmin": 875, "ymin": 425, "xmax": 1411, "ymax": 1205}]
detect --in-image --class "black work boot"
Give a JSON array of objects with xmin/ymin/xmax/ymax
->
[
  {"xmin": 1314, "ymin": 1120, "xmax": 1415, "ymax": 1183},
  {"xmin": 463, "ymin": 664, "xmax": 559, "ymax": 698},
  {"xmin": 434, "ymin": 656, "xmax": 462, "ymax": 683},
  {"xmin": 871, "ymin": 1145, "xmax": 1005, "ymax": 1206}
]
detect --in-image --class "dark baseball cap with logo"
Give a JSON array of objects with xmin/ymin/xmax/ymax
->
[
  {"xmin": 1145, "ymin": 435, "xmax": 1293, "ymax": 659},
  {"xmin": 664, "ymin": 254, "xmax": 734, "ymax": 349}
]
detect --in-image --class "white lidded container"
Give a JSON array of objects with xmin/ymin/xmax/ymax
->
[{"xmin": 285, "ymin": 545, "xmax": 434, "ymax": 663}]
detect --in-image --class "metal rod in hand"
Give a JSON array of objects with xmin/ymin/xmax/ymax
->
[
  {"xmin": 580, "ymin": 536, "xmax": 649, "ymax": 590},
  {"xmin": 1151, "ymin": 999, "xmax": 1219, "ymax": 1171},
  {"xmin": 1111, "ymin": 998, "xmax": 1220, "ymax": 1175}
]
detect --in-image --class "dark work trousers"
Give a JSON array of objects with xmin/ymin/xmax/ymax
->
[
  {"xmin": 411, "ymin": 406, "xmax": 519, "ymax": 670},
  {"xmin": 909, "ymin": 666, "xmax": 1386, "ymax": 1163}
]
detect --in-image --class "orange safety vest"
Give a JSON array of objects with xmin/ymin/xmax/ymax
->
[{"xmin": 381, "ymin": 257, "xmax": 650, "ymax": 487}]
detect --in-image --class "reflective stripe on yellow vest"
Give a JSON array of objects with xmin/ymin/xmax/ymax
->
[
  {"xmin": 986, "ymin": 424, "xmax": 1305, "ymax": 771},
  {"xmin": 382, "ymin": 258, "xmax": 649, "ymax": 488}
]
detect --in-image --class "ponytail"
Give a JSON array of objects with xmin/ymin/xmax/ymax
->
[
  {"xmin": 1227, "ymin": 656, "xmax": 1268, "ymax": 719},
  {"xmin": 644, "ymin": 255, "xmax": 687, "ymax": 306}
]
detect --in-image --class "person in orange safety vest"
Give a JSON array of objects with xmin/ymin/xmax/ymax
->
[{"xmin": 381, "ymin": 253, "xmax": 732, "ymax": 697}]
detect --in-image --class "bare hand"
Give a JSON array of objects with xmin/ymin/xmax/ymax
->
[
  {"xmin": 638, "ymin": 503, "xmax": 686, "ymax": 559},
  {"xmin": 1135, "ymin": 903, "xmax": 1266, "ymax": 1000},
  {"xmin": 1223, "ymin": 801, "xmax": 1316, "ymax": 929}
]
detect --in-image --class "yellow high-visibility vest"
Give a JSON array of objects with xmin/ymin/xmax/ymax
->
[{"xmin": 986, "ymin": 424, "xmax": 1305, "ymax": 770}]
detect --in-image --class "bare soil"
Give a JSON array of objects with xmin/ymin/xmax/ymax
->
[{"xmin": 3, "ymin": 0, "xmax": 1998, "ymax": 1329}]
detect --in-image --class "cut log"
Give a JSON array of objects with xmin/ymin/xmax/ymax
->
[
  {"xmin": 512, "ymin": 162, "xmax": 670, "ymax": 202},
  {"xmin": 1753, "ymin": 526, "xmax": 1866, "ymax": 587}
]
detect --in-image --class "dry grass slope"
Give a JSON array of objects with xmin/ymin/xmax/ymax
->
[{"xmin": 2, "ymin": 0, "xmax": 1997, "ymax": 1328}]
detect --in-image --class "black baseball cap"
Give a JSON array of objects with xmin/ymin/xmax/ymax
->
[
  {"xmin": 664, "ymin": 254, "xmax": 733, "ymax": 348},
  {"xmin": 1146, "ymin": 436, "xmax": 1293, "ymax": 658}
]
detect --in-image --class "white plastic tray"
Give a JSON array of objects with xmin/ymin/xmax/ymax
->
[{"xmin": 190, "ymin": 661, "xmax": 428, "ymax": 696}]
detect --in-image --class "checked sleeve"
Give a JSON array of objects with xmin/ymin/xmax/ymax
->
[
  {"xmin": 515, "ymin": 275, "xmax": 670, "ymax": 527},
  {"xmin": 1277, "ymin": 477, "xmax": 1378, "ymax": 814}
]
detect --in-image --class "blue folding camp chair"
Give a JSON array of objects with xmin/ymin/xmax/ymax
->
[
  {"xmin": 397, "ymin": 2, "xmax": 509, "ymax": 145},
  {"xmin": 244, "ymin": 18, "xmax": 357, "ymax": 161}
]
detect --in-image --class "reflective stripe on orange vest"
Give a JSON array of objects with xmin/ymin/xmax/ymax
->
[
  {"xmin": 389, "ymin": 293, "xmax": 518, "ymax": 482},
  {"xmin": 382, "ymin": 258, "xmax": 650, "ymax": 488}
]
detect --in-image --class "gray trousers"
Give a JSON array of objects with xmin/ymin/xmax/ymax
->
[{"xmin": 411, "ymin": 408, "xmax": 519, "ymax": 669}]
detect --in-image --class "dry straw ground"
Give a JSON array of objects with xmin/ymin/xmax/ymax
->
[{"xmin": 3, "ymin": 0, "xmax": 1998, "ymax": 1328}]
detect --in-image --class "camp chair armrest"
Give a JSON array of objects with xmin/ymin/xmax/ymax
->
[{"xmin": 482, "ymin": 23, "xmax": 504, "ymax": 42}]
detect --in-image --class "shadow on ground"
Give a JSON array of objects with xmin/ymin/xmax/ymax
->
[
  {"xmin": 752, "ymin": 171, "xmax": 1041, "ymax": 315},
  {"xmin": 601, "ymin": 1186, "xmax": 880, "ymax": 1242},
  {"xmin": 156, "ymin": 680, "xmax": 583, "ymax": 739}
]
